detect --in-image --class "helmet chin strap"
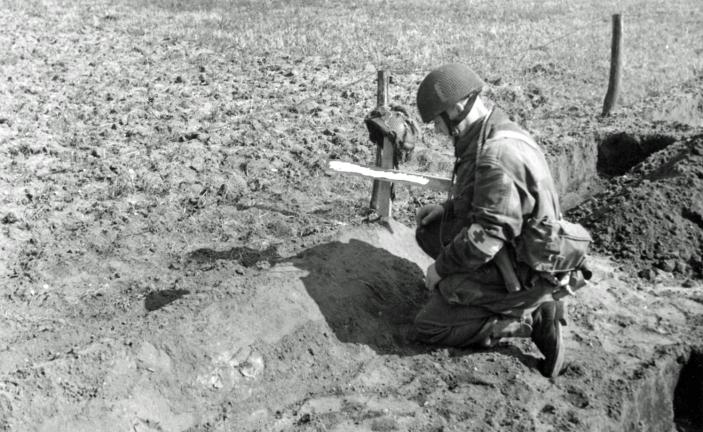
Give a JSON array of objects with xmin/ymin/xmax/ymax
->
[
  {"xmin": 444, "ymin": 93, "xmax": 479, "ymax": 137},
  {"xmin": 439, "ymin": 112, "xmax": 454, "ymax": 136}
]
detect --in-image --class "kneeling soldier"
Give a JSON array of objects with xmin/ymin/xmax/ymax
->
[{"xmin": 413, "ymin": 63, "xmax": 582, "ymax": 378}]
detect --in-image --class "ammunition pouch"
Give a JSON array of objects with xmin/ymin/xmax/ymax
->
[{"xmin": 516, "ymin": 216, "xmax": 592, "ymax": 274}]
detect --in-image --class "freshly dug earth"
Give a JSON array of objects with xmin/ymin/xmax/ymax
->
[
  {"xmin": 571, "ymin": 134, "xmax": 703, "ymax": 281},
  {"xmin": 3, "ymin": 220, "xmax": 703, "ymax": 432}
]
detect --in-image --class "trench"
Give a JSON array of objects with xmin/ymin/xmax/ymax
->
[
  {"xmin": 596, "ymin": 132, "xmax": 677, "ymax": 176},
  {"xmin": 674, "ymin": 349, "xmax": 703, "ymax": 432},
  {"xmin": 612, "ymin": 346, "xmax": 703, "ymax": 432},
  {"xmin": 547, "ymin": 131, "xmax": 678, "ymax": 210},
  {"xmin": 556, "ymin": 131, "xmax": 701, "ymax": 431},
  {"xmin": 590, "ymin": 132, "xmax": 699, "ymax": 432}
]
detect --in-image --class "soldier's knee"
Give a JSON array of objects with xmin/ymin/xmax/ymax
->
[
  {"xmin": 414, "ymin": 307, "xmax": 448, "ymax": 344},
  {"xmin": 415, "ymin": 221, "xmax": 443, "ymax": 259},
  {"xmin": 414, "ymin": 309, "xmax": 493, "ymax": 347},
  {"xmin": 414, "ymin": 320, "xmax": 451, "ymax": 345}
]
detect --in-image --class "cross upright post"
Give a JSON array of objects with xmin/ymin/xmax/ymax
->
[{"xmin": 369, "ymin": 70, "xmax": 393, "ymax": 220}]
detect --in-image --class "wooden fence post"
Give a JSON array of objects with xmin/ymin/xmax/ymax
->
[
  {"xmin": 369, "ymin": 70, "xmax": 393, "ymax": 219},
  {"xmin": 601, "ymin": 13, "xmax": 623, "ymax": 116}
]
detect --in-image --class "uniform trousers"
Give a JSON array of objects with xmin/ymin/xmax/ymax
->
[{"xmin": 413, "ymin": 219, "xmax": 554, "ymax": 347}]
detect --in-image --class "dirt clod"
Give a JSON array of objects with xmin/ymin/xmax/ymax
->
[
  {"xmin": 571, "ymin": 135, "xmax": 703, "ymax": 279},
  {"xmin": 1, "ymin": 212, "xmax": 18, "ymax": 224}
]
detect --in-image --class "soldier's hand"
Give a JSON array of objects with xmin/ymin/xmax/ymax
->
[
  {"xmin": 416, "ymin": 204, "xmax": 444, "ymax": 227},
  {"xmin": 425, "ymin": 262, "xmax": 441, "ymax": 291}
]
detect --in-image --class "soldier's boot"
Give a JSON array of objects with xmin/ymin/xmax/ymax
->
[
  {"xmin": 531, "ymin": 300, "xmax": 566, "ymax": 378},
  {"xmin": 479, "ymin": 318, "xmax": 533, "ymax": 348}
]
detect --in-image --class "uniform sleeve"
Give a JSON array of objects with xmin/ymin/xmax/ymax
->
[
  {"xmin": 471, "ymin": 161, "xmax": 523, "ymax": 242},
  {"xmin": 434, "ymin": 161, "xmax": 522, "ymax": 277}
]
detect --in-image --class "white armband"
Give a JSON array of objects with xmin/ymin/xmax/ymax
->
[{"xmin": 467, "ymin": 223, "xmax": 503, "ymax": 258}]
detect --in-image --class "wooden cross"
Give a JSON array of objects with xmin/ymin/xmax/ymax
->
[{"xmin": 369, "ymin": 70, "xmax": 394, "ymax": 220}]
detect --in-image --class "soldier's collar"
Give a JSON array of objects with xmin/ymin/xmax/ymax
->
[{"xmin": 453, "ymin": 115, "xmax": 486, "ymax": 158}]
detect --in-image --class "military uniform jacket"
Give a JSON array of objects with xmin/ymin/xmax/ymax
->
[{"xmin": 434, "ymin": 107, "xmax": 561, "ymax": 278}]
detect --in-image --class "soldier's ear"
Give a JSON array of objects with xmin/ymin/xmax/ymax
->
[{"xmin": 446, "ymin": 102, "xmax": 463, "ymax": 120}]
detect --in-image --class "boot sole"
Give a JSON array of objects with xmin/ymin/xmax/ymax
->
[{"xmin": 540, "ymin": 320, "xmax": 564, "ymax": 378}]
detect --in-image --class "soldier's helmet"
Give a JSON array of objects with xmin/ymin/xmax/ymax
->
[{"xmin": 416, "ymin": 64, "xmax": 486, "ymax": 123}]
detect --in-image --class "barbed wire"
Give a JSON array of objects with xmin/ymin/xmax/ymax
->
[{"xmin": 514, "ymin": 18, "xmax": 605, "ymax": 66}]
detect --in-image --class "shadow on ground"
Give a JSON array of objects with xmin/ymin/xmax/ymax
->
[
  {"xmin": 291, "ymin": 238, "xmax": 431, "ymax": 356},
  {"xmin": 183, "ymin": 235, "xmax": 541, "ymax": 368},
  {"xmin": 293, "ymin": 238, "xmax": 544, "ymax": 370},
  {"xmin": 144, "ymin": 289, "xmax": 190, "ymax": 311},
  {"xmin": 187, "ymin": 245, "xmax": 280, "ymax": 267}
]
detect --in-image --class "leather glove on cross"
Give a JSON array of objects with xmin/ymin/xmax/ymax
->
[{"xmin": 364, "ymin": 105, "xmax": 419, "ymax": 167}]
